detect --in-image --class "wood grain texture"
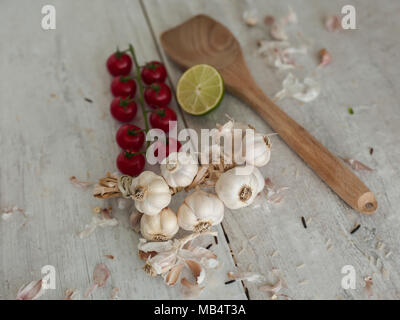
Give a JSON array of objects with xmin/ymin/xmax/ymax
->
[
  {"xmin": 0, "ymin": 0, "xmax": 245, "ymax": 300},
  {"xmin": 160, "ymin": 14, "xmax": 377, "ymax": 214},
  {"xmin": 142, "ymin": 0, "xmax": 400, "ymax": 299}
]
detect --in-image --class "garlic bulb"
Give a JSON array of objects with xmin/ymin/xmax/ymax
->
[
  {"xmin": 215, "ymin": 166, "xmax": 265, "ymax": 209},
  {"xmin": 130, "ymin": 171, "xmax": 171, "ymax": 216},
  {"xmin": 242, "ymin": 132, "xmax": 272, "ymax": 167},
  {"xmin": 161, "ymin": 152, "xmax": 198, "ymax": 188},
  {"xmin": 199, "ymin": 144, "xmax": 222, "ymax": 166},
  {"xmin": 177, "ymin": 190, "xmax": 224, "ymax": 233},
  {"xmin": 213, "ymin": 120, "xmax": 248, "ymax": 165},
  {"xmin": 140, "ymin": 208, "xmax": 179, "ymax": 241}
]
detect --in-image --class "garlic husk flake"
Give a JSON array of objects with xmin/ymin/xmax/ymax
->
[
  {"xmin": 139, "ymin": 231, "xmax": 218, "ymax": 278},
  {"xmin": 164, "ymin": 263, "xmax": 184, "ymax": 286}
]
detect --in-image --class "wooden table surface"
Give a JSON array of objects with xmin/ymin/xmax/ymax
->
[{"xmin": 1, "ymin": 0, "xmax": 400, "ymax": 300}]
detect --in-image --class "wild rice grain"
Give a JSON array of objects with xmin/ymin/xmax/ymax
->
[
  {"xmin": 350, "ymin": 224, "xmax": 361, "ymax": 234},
  {"xmin": 301, "ymin": 216, "xmax": 307, "ymax": 229}
]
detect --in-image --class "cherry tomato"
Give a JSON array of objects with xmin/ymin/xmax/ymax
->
[
  {"xmin": 154, "ymin": 137, "xmax": 182, "ymax": 161},
  {"xmin": 116, "ymin": 149, "xmax": 145, "ymax": 177},
  {"xmin": 141, "ymin": 61, "xmax": 167, "ymax": 85},
  {"xmin": 144, "ymin": 82, "xmax": 172, "ymax": 107},
  {"xmin": 149, "ymin": 107, "xmax": 177, "ymax": 133},
  {"xmin": 106, "ymin": 51, "xmax": 132, "ymax": 76},
  {"xmin": 110, "ymin": 97, "xmax": 137, "ymax": 122},
  {"xmin": 111, "ymin": 76, "xmax": 137, "ymax": 98},
  {"xmin": 116, "ymin": 124, "xmax": 145, "ymax": 150}
]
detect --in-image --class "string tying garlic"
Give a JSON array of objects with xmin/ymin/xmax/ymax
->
[
  {"xmin": 161, "ymin": 152, "xmax": 198, "ymax": 188},
  {"xmin": 118, "ymin": 175, "xmax": 134, "ymax": 198},
  {"xmin": 215, "ymin": 166, "xmax": 265, "ymax": 209},
  {"xmin": 140, "ymin": 208, "xmax": 179, "ymax": 241},
  {"xmin": 130, "ymin": 171, "xmax": 171, "ymax": 216},
  {"xmin": 177, "ymin": 190, "xmax": 224, "ymax": 233}
]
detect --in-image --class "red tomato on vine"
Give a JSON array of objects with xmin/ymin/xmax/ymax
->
[
  {"xmin": 149, "ymin": 107, "xmax": 177, "ymax": 133},
  {"xmin": 116, "ymin": 149, "xmax": 145, "ymax": 176},
  {"xmin": 111, "ymin": 76, "xmax": 136, "ymax": 97},
  {"xmin": 110, "ymin": 97, "xmax": 137, "ymax": 122},
  {"xmin": 116, "ymin": 124, "xmax": 145, "ymax": 150},
  {"xmin": 106, "ymin": 51, "xmax": 132, "ymax": 76},
  {"xmin": 144, "ymin": 82, "xmax": 172, "ymax": 107},
  {"xmin": 141, "ymin": 61, "xmax": 167, "ymax": 85}
]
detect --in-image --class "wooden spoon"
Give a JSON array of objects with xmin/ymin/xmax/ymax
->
[{"xmin": 161, "ymin": 15, "xmax": 377, "ymax": 214}]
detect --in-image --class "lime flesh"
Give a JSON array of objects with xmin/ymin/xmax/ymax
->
[{"xmin": 177, "ymin": 64, "xmax": 224, "ymax": 115}]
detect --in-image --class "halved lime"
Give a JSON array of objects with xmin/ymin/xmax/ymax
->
[{"xmin": 176, "ymin": 64, "xmax": 224, "ymax": 116}]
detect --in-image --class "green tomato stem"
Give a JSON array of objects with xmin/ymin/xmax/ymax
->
[
  {"xmin": 128, "ymin": 44, "xmax": 150, "ymax": 149},
  {"xmin": 146, "ymin": 108, "xmax": 165, "ymax": 117},
  {"xmin": 124, "ymin": 150, "xmax": 146, "ymax": 159}
]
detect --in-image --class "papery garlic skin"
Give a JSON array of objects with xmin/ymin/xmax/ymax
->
[
  {"xmin": 130, "ymin": 171, "xmax": 171, "ymax": 216},
  {"xmin": 243, "ymin": 133, "xmax": 272, "ymax": 167},
  {"xmin": 140, "ymin": 208, "xmax": 179, "ymax": 241},
  {"xmin": 177, "ymin": 190, "xmax": 224, "ymax": 233},
  {"xmin": 215, "ymin": 166, "xmax": 265, "ymax": 209},
  {"xmin": 161, "ymin": 152, "xmax": 198, "ymax": 188},
  {"xmin": 144, "ymin": 251, "xmax": 177, "ymax": 277}
]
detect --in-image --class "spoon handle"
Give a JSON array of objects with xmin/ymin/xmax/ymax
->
[{"xmin": 235, "ymin": 81, "xmax": 377, "ymax": 214}]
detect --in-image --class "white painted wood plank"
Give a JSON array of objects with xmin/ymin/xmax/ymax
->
[
  {"xmin": 0, "ymin": 0, "xmax": 244, "ymax": 300},
  {"xmin": 143, "ymin": 0, "xmax": 400, "ymax": 299}
]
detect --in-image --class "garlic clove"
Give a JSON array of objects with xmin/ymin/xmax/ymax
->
[
  {"xmin": 177, "ymin": 202, "xmax": 199, "ymax": 231},
  {"xmin": 140, "ymin": 208, "xmax": 179, "ymax": 241},
  {"xmin": 138, "ymin": 238, "xmax": 175, "ymax": 253},
  {"xmin": 185, "ymin": 259, "xmax": 206, "ymax": 284},
  {"xmin": 16, "ymin": 280, "xmax": 45, "ymax": 300},
  {"xmin": 164, "ymin": 263, "xmax": 184, "ymax": 286}
]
